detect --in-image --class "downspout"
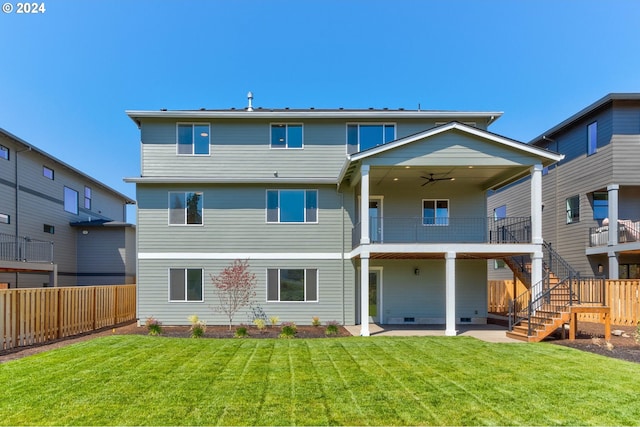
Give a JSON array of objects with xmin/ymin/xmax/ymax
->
[
  {"xmin": 14, "ymin": 146, "xmax": 31, "ymax": 287},
  {"xmin": 340, "ymin": 188, "xmax": 345, "ymax": 325}
]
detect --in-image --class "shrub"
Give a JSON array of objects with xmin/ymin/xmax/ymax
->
[
  {"xmin": 635, "ymin": 322, "xmax": 640, "ymax": 344},
  {"xmin": 234, "ymin": 325, "xmax": 248, "ymax": 338},
  {"xmin": 145, "ymin": 317, "xmax": 163, "ymax": 336},
  {"xmin": 188, "ymin": 315, "xmax": 206, "ymax": 338},
  {"xmin": 325, "ymin": 320, "xmax": 340, "ymax": 336},
  {"xmin": 269, "ymin": 316, "xmax": 280, "ymax": 327},
  {"xmin": 253, "ymin": 318, "xmax": 267, "ymax": 332},
  {"xmin": 279, "ymin": 322, "xmax": 297, "ymax": 339},
  {"xmin": 311, "ymin": 316, "xmax": 321, "ymax": 327}
]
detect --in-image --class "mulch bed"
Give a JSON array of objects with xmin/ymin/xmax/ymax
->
[{"xmin": 2, "ymin": 320, "xmax": 639, "ymax": 364}]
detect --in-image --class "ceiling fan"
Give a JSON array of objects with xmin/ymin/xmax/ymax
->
[{"xmin": 420, "ymin": 173, "xmax": 455, "ymax": 186}]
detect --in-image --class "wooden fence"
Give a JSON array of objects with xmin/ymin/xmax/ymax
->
[
  {"xmin": 488, "ymin": 279, "xmax": 640, "ymax": 326},
  {"xmin": 1, "ymin": 285, "xmax": 136, "ymax": 351}
]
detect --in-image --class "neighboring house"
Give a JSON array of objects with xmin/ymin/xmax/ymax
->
[
  {"xmin": 125, "ymin": 97, "xmax": 561, "ymax": 335},
  {"xmin": 488, "ymin": 93, "xmax": 640, "ymax": 280},
  {"xmin": 0, "ymin": 128, "xmax": 136, "ymax": 288}
]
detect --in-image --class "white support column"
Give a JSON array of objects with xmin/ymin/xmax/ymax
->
[
  {"xmin": 360, "ymin": 165, "xmax": 370, "ymax": 245},
  {"xmin": 445, "ymin": 252, "xmax": 457, "ymax": 336},
  {"xmin": 531, "ymin": 250, "xmax": 543, "ymax": 301},
  {"xmin": 530, "ymin": 164, "xmax": 543, "ymax": 244},
  {"xmin": 608, "ymin": 250, "xmax": 619, "ymax": 280},
  {"xmin": 607, "ymin": 184, "xmax": 619, "ymax": 247},
  {"xmin": 50, "ymin": 264, "xmax": 58, "ymax": 287},
  {"xmin": 360, "ymin": 254, "xmax": 370, "ymax": 336}
]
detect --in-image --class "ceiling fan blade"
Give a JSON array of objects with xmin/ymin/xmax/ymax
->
[{"xmin": 421, "ymin": 181, "xmax": 429, "ymax": 186}]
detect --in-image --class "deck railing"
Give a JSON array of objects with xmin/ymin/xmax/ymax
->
[
  {"xmin": 352, "ymin": 216, "xmax": 531, "ymax": 247},
  {"xmin": 589, "ymin": 219, "xmax": 640, "ymax": 247},
  {"xmin": 0, "ymin": 232, "xmax": 53, "ymax": 263}
]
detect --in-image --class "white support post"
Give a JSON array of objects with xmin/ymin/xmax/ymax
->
[
  {"xmin": 607, "ymin": 184, "xmax": 619, "ymax": 247},
  {"xmin": 530, "ymin": 164, "xmax": 543, "ymax": 244},
  {"xmin": 360, "ymin": 254, "xmax": 370, "ymax": 336},
  {"xmin": 445, "ymin": 252, "xmax": 457, "ymax": 336},
  {"xmin": 608, "ymin": 250, "xmax": 619, "ymax": 280},
  {"xmin": 531, "ymin": 250, "xmax": 543, "ymax": 302},
  {"xmin": 360, "ymin": 165, "xmax": 370, "ymax": 245}
]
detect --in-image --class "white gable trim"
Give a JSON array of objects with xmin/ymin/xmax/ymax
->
[{"xmin": 349, "ymin": 122, "xmax": 563, "ymax": 162}]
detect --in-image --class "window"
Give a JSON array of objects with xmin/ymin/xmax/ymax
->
[
  {"xmin": 0, "ymin": 213, "xmax": 9, "ymax": 224},
  {"xmin": 169, "ymin": 192, "xmax": 203, "ymax": 225},
  {"xmin": 592, "ymin": 192, "xmax": 608, "ymax": 220},
  {"xmin": 177, "ymin": 123, "xmax": 210, "ymax": 155},
  {"xmin": 423, "ymin": 199, "xmax": 449, "ymax": 225},
  {"xmin": 43, "ymin": 224, "xmax": 54, "ymax": 234},
  {"xmin": 84, "ymin": 186, "xmax": 92, "ymax": 210},
  {"xmin": 494, "ymin": 259, "xmax": 506, "ymax": 269},
  {"xmin": 271, "ymin": 124, "xmax": 303, "ymax": 149},
  {"xmin": 494, "ymin": 205, "xmax": 507, "ymax": 220},
  {"xmin": 64, "ymin": 187, "xmax": 78, "ymax": 214},
  {"xmin": 266, "ymin": 190, "xmax": 317, "ymax": 223},
  {"xmin": 43, "ymin": 166, "xmax": 54, "ymax": 180},
  {"xmin": 347, "ymin": 123, "xmax": 395, "ymax": 154},
  {"xmin": 0, "ymin": 145, "xmax": 8, "ymax": 160},
  {"xmin": 169, "ymin": 268, "xmax": 203, "ymax": 302},
  {"xmin": 587, "ymin": 122, "xmax": 597, "ymax": 155},
  {"xmin": 267, "ymin": 268, "xmax": 318, "ymax": 302},
  {"xmin": 542, "ymin": 166, "xmax": 549, "ymax": 176},
  {"xmin": 566, "ymin": 195, "xmax": 580, "ymax": 224}
]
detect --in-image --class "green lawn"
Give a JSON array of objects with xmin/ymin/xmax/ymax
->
[{"xmin": 1, "ymin": 336, "xmax": 639, "ymax": 426}]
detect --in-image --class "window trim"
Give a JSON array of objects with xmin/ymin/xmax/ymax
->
[
  {"xmin": 587, "ymin": 121, "xmax": 598, "ymax": 156},
  {"xmin": 1, "ymin": 145, "xmax": 9, "ymax": 160},
  {"xmin": 270, "ymin": 123, "xmax": 304, "ymax": 149},
  {"xmin": 346, "ymin": 123, "xmax": 396, "ymax": 154},
  {"xmin": 168, "ymin": 191, "xmax": 204, "ymax": 226},
  {"xmin": 84, "ymin": 186, "xmax": 92, "ymax": 210},
  {"xmin": 63, "ymin": 186, "xmax": 79, "ymax": 215},
  {"xmin": 266, "ymin": 268, "xmax": 319, "ymax": 303},
  {"xmin": 566, "ymin": 195, "xmax": 580, "ymax": 224},
  {"xmin": 176, "ymin": 122, "xmax": 211, "ymax": 156},
  {"xmin": 422, "ymin": 199, "xmax": 450, "ymax": 226},
  {"xmin": 43, "ymin": 166, "xmax": 54, "ymax": 180},
  {"xmin": 266, "ymin": 189, "xmax": 318, "ymax": 224},
  {"xmin": 168, "ymin": 267, "xmax": 204, "ymax": 302}
]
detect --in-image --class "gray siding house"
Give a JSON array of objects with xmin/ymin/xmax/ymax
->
[
  {"xmin": 488, "ymin": 93, "xmax": 640, "ymax": 280},
  {"xmin": 0, "ymin": 128, "xmax": 136, "ymax": 288},
  {"xmin": 126, "ymin": 99, "xmax": 561, "ymax": 335}
]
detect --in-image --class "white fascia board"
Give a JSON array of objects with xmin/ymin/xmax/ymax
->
[
  {"xmin": 348, "ymin": 243, "xmax": 541, "ymax": 255},
  {"xmin": 124, "ymin": 177, "xmax": 337, "ymax": 185},
  {"xmin": 126, "ymin": 110, "xmax": 503, "ymax": 121},
  {"xmin": 351, "ymin": 122, "xmax": 563, "ymax": 163},
  {"xmin": 139, "ymin": 252, "xmax": 350, "ymax": 260}
]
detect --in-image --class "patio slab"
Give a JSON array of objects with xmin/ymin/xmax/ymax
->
[{"xmin": 344, "ymin": 323, "xmax": 523, "ymax": 343}]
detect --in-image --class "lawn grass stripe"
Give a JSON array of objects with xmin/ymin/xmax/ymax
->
[{"xmin": 3, "ymin": 335, "xmax": 640, "ymax": 426}]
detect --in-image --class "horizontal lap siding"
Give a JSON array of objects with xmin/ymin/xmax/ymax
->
[
  {"xmin": 137, "ymin": 259, "xmax": 354, "ymax": 326},
  {"xmin": 137, "ymin": 185, "xmax": 348, "ymax": 253},
  {"xmin": 373, "ymin": 259, "xmax": 487, "ymax": 322}
]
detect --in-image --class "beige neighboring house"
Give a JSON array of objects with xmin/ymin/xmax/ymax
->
[{"xmin": 0, "ymin": 128, "xmax": 136, "ymax": 288}]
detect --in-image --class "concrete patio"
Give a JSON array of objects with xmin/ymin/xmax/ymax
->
[{"xmin": 344, "ymin": 323, "xmax": 522, "ymax": 343}]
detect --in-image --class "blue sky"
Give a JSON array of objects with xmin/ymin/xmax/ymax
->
[{"xmin": 1, "ymin": 0, "xmax": 639, "ymax": 221}]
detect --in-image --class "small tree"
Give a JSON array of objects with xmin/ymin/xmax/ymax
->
[{"xmin": 211, "ymin": 259, "xmax": 256, "ymax": 329}]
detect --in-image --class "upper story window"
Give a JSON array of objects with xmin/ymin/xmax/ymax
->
[
  {"xmin": 347, "ymin": 123, "xmax": 395, "ymax": 154},
  {"xmin": 64, "ymin": 187, "xmax": 78, "ymax": 214},
  {"xmin": 0, "ymin": 145, "xmax": 8, "ymax": 160},
  {"xmin": 271, "ymin": 124, "xmax": 303, "ymax": 149},
  {"xmin": 423, "ymin": 199, "xmax": 449, "ymax": 226},
  {"xmin": 494, "ymin": 205, "xmax": 507, "ymax": 220},
  {"xmin": 84, "ymin": 186, "xmax": 92, "ymax": 210},
  {"xmin": 592, "ymin": 192, "xmax": 608, "ymax": 220},
  {"xmin": 0, "ymin": 213, "xmax": 9, "ymax": 224},
  {"xmin": 177, "ymin": 123, "xmax": 210, "ymax": 155},
  {"xmin": 43, "ymin": 224, "xmax": 55, "ymax": 234},
  {"xmin": 587, "ymin": 121, "xmax": 597, "ymax": 156},
  {"xmin": 43, "ymin": 166, "xmax": 54, "ymax": 180},
  {"xmin": 566, "ymin": 195, "xmax": 580, "ymax": 224},
  {"xmin": 266, "ymin": 190, "xmax": 317, "ymax": 223},
  {"xmin": 169, "ymin": 192, "xmax": 203, "ymax": 225}
]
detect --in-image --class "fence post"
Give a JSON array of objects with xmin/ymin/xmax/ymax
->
[
  {"xmin": 92, "ymin": 286, "xmax": 97, "ymax": 330},
  {"xmin": 56, "ymin": 287, "xmax": 63, "ymax": 339},
  {"xmin": 11, "ymin": 290, "xmax": 18, "ymax": 349},
  {"xmin": 113, "ymin": 286, "xmax": 118, "ymax": 326}
]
